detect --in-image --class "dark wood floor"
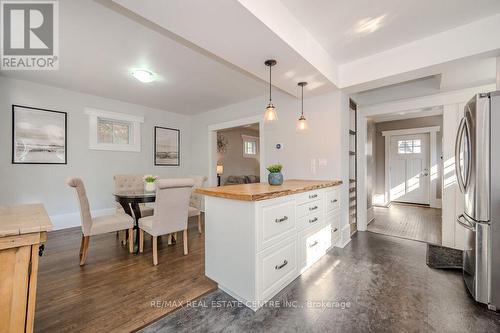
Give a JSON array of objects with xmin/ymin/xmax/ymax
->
[
  {"xmin": 368, "ymin": 203, "xmax": 442, "ymax": 244},
  {"xmin": 35, "ymin": 215, "xmax": 216, "ymax": 333}
]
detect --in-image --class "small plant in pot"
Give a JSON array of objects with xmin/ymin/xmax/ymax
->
[
  {"xmin": 143, "ymin": 175, "xmax": 158, "ymax": 192},
  {"xmin": 267, "ymin": 164, "xmax": 283, "ymax": 186}
]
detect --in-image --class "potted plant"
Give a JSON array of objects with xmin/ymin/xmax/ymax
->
[
  {"xmin": 143, "ymin": 175, "xmax": 158, "ymax": 192},
  {"xmin": 267, "ymin": 164, "xmax": 283, "ymax": 186}
]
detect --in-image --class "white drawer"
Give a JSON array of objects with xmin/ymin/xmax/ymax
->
[
  {"xmin": 258, "ymin": 237, "xmax": 297, "ymax": 301},
  {"xmin": 297, "ymin": 211, "xmax": 323, "ymax": 231},
  {"xmin": 298, "ymin": 223, "xmax": 331, "ymax": 273},
  {"xmin": 297, "ymin": 199, "xmax": 323, "ymax": 218},
  {"xmin": 259, "ymin": 198, "xmax": 296, "ymax": 250},
  {"xmin": 326, "ymin": 189, "xmax": 340, "ymax": 212},
  {"xmin": 326, "ymin": 211, "xmax": 341, "ymax": 245},
  {"xmin": 296, "ymin": 190, "xmax": 322, "ymax": 205}
]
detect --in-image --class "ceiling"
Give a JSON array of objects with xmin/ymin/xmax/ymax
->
[
  {"xmin": 369, "ymin": 106, "xmax": 443, "ymax": 123},
  {"xmin": 1, "ymin": 0, "xmax": 499, "ymax": 114},
  {"xmin": 281, "ymin": 0, "xmax": 500, "ymax": 64},
  {"xmin": 0, "ymin": 0, "xmax": 268, "ymax": 114}
]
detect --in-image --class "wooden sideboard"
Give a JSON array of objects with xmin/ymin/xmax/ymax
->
[{"xmin": 0, "ymin": 204, "xmax": 52, "ymax": 333}]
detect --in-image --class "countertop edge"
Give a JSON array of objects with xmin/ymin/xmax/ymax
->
[{"xmin": 195, "ymin": 180, "xmax": 343, "ymax": 201}]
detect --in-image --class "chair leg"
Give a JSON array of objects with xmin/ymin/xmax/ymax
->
[
  {"xmin": 79, "ymin": 236, "xmax": 90, "ymax": 266},
  {"xmin": 128, "ymin": 228, "xmax": 134, "ymax": 253},
  {"xmin": 119, "ymin": 230, "xmax": 126, "ymax": 245},
  {"xmin": 139, "ymin": 229, "xmax": 144, "ymax": 253},
  {"xmin": 197, "ymin": 214, "xmax": 202, "ymax": 234},
  {"xmin": 152, "ymin": 236, "xmax": 158, "ymax": 265},
  {"xmin": 183, "ymin": 229, "xmax": 188, "ymax": 255}
]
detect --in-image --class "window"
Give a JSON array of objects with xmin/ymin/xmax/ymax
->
[
  {"xmin": 242, "ymin": 135, "xmax": 258, "ymax": 158},
  {"xmin": 97, "ymin": 118, "xmax": 131, "ymax": 144},
  {"xmin": 244, "ymin": 141, "xmax": 256, "ymax": 155},
  {"xmin": 398, "ymin": 139, "xmax": 421, "ymax": 154},
  {"xmin": 85, "ymin": 108, "xmax": 144, "ymax": 152}
]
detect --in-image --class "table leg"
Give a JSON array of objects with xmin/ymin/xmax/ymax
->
[{"xmin": 131, "ymin": 203, "xmax": 142, "ymax": 254}]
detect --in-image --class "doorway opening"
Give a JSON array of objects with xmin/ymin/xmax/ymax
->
[
  {"xmin": 207, "ymin": 115, "xmax": 265, "ymax": 188},
  {"xmin": 365, "ymin": 112, "xmax": 444, "ymax": 244},
  {"xmin": 216, "ymin": 123, "xmax": 260, "ymax": 186}
]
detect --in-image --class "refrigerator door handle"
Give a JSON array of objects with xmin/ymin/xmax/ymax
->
[
  {"xmin": 455, "ymin": 117, "xmax": 467, "ymax": 193},
  {"xmin": 457, "ymin": 214, "xmax": 475, "ymax": 231},
  {"xmin": 463, "ymin": 115, "xmax": 473, "ymax": 191}
]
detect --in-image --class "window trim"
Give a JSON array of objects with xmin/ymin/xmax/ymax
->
[
  {"xmin": 242, "ymin": 134, "xmax": 259, "ymax": 158},
  {"xmin": 85, "ymin": 108, "xmax": 144, "ymax": 152}
]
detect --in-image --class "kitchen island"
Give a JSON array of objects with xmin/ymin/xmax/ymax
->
[{"xmin": 196, "ymin": 179, "xmax": 342, "ymax": 310}]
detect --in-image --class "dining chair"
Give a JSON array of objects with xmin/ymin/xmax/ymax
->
[
  {"xmin": 138, "ymin": 178, "xmax": 194, "ymax": 265},
  {"xmin": 67, "ymin": 178, "xmax": 135, "ymax": 266},
  {"xmin": 114, "ymin": 174, "xmax": 154, "ymax": 243},
  {"xmin": 189, "ymin": 175, "xmax": 207, "ymax": 234}
]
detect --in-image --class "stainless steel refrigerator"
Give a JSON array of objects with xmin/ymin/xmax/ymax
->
[{"xmin": 455, "ymin": 91, "xmax": 500, "ymax": 311}]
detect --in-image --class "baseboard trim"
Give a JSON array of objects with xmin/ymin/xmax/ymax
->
[{"xmin": 50, "ymin": 208, "xmax": 116, "ymax": 230}]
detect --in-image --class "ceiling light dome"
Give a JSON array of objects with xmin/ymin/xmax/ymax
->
[{"xmin": 131, "ymin": 69, "xmax": 156, "ymax": 83}]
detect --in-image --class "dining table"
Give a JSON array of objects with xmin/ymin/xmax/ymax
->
[{"xmin": 114, "ymin": 190, "xmax": 156, "ymax": 254}]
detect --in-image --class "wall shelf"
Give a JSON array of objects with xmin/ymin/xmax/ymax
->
[{"xmin": 349, "ymin": 99, "xmax": 358, "ymax": 236}]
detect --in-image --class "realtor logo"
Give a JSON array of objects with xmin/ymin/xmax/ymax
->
[{"xmin": 1, "ymin": 0, "xmax": 59, "ymax": 70}]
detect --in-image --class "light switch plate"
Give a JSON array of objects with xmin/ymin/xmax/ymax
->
[{"xmin": 318, "ymin": 158, "xmax": 328, "ymax": 167}]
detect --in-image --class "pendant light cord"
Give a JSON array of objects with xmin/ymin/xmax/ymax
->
[
  {"xmin": 269, "ymin": 65, "xmax": 272, "ymax": 102},
  {"xmin": 301, "ymin": 84, "xmax": 304, "ymax": 116}
]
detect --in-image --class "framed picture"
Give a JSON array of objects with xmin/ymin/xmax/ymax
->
[
  {"xmin": 154, "ymin": 126, "xmax": 180, "ymax": 166},
  {"xmin": 12, "ymin": 105, "xmax": 67, "ymax": 164}
]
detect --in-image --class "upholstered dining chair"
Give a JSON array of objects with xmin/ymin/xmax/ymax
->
[
  {"xmin": 138, "ymin": 178, "xmax": 194, "ymax": 265},
  {"xmin": 188, "ymin": 175, "xmax": 207, "ymax": 234},
  {"xmin": 67, "ymin": 178, "xmax": 135, "ymax": 266},
  {"xmin": 114, "ymin": 174, "xmax": 154, "ymax": 243}
]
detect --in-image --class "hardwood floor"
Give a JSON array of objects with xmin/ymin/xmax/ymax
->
[
  {"xmin": 368, "ymin": 203, "xmax": 442, "ymax": 244},
  {"xmin": 34, "ymin": 215, "xmax": 216, "ymax": 333}
]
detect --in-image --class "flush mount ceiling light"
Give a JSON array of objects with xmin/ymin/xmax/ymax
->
[
  {"xmin": 296, "ymin": 82, "xmax": 308, "ymax": 131},
  {"xmin": 354, "ymin": 14, "xmax": 386, "ymax": 35},
  {"xmin": 264, "ymin": 59, "xmax": 278, "ymax": 123},
  {"xmin": 131, "ymin": 69, "xmax": 156, "ymax": 83}
]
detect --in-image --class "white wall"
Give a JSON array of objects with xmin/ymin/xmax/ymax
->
[
  {"xmin": 0, "ymin": 77, "xmax": 191, "ymax": 229},
  {"xmin": 190, "ymin": 90, "xmax": 352, "ymax": 246}
]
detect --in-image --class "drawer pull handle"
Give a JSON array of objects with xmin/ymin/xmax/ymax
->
[
  {"xmin": 275, "ymin": 216, "xmax": 288, "ymax": 223},
  {"xmin": 309, "ymin": 205, "xmax": 318, "ymax": 211},
  {"xmin": 309, "ymin": 241, "xmax": 319, "ymax": 248},
  {"xmin": 309, "ymin": 217, "xmax": 318, "ymax": 224},
  {"xmin": 275, "ymin": 260, "xmax": 288, "ymax": 270},
  {"xmin": 309, "ymin": 194, "xmax": 318, "ymax": 199},
  {"xmin": 331, "ymin": 199, "xmax": 338, "ymax": 203}
]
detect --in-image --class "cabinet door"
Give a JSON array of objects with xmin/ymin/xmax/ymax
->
[{"xmin": 0, "ymin": 245, "xmax": 31, "ymax": 333}]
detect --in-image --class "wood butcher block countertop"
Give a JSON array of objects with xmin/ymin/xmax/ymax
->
[
  {"xmin": 0, "ymin": 203, "xmax": 53, "ymax": 237},
  {"xmin": 195, "ymin": 179, "xmax": 342, "ymax": 201}
]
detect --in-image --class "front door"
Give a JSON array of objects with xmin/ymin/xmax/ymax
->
[{"xmin": 389, "ymin": 133, "xmax": 430, "ymax": 204}]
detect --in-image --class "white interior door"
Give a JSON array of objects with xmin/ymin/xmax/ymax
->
[{"xmin": 389, "ymin": 134, "xmax": 430, "ymax": 204}]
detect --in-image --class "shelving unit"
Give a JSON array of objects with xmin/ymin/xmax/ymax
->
[{"xmin": 349, "ymin": 99, "xmax": 358, "ymax": 235}]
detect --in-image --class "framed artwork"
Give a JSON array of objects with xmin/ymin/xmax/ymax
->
[
  {"xmin": 154, "ymin": 126, "xmax": 180, "ymax": 166},
  {"xmin": 12, "ymin": 105, "xmax": 67, "ymax": 164}
]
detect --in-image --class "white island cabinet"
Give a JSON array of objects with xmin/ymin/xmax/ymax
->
[{"xmin": 196, "ymin": 179, "xmax": 342, "ymax": 310}]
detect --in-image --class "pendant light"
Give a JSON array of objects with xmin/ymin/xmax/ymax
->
[
  {"xmin": 264, "ymin": 59, "xmax": 278, "ymax": 122},
  {"xmin": 296, "ymin": 82, "xmax": 308, "ymax": 131}
]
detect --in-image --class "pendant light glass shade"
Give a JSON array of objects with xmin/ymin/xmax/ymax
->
[
  {"xmin": 264, "ymin": 60, "xmax": 278, "ymax": 123},
  {"xmin": 296, "ymin": 114, "xmax": 308, "ymax": 131},
  {"xmin": 296, "ymin": 82, "xmax": 308, "ymax": 131},
  {"xmin": 265, "ymin": 102, "xmax": 278, "ymax": 122}
]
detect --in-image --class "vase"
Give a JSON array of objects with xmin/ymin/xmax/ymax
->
[
  {"xmin": 268, "ymin": 172, "xmax": 283, "ymax": 186},
  {"xmin": 145, "ymin": 182, "xmax": 156, "ymax": 192}
]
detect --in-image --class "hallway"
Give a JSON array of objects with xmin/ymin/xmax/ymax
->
[{"xmin": 368, "ymin": 203, "xmax": 442, "ymax": 244}]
